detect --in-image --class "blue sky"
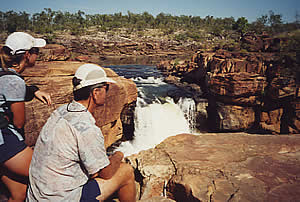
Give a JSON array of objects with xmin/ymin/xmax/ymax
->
[{"xmin": 1, "ymin": 0, "xmax": 299, "ymax": 22}]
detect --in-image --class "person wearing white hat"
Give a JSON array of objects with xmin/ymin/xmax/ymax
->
[
  {"xmin": 27, "ymin": 64, "xmax": 136, "ymax": 202},
  {"xmin": 1, "ymin": 32, "xmax": 51, "ymax": 103},
  {"xmin": 0, "ymin": 32, "xmax": 51, "ymax": 202},
  {"xmin": 5, "ymin": 32, "xmax": 46, "ymax": 56}
]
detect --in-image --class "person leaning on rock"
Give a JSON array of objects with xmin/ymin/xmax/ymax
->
[
  {"xmin": 26, "ymin": 64, "xmax": 136, "ymax": 202},
  {"xmin": 0, "ymin": 32, "xmax": 51, "ymax": 202}
]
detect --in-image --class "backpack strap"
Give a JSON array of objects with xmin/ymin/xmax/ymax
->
[
  {"xmin": 0, "ymin": 71, "xmax": 15, "ymax": 128},
  {"xmin": 0, "ymin": 69, "xmax": 24, "ymax": 79},
  {"xmin": 0, "ymin": 69, "xmax": 39, "ymax": 101}
]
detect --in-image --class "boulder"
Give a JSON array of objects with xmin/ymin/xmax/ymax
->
[
  {"xmin": 208, "ymin": 72, "xmax": 267, "ymax": 97},
  {"xmin": 127, "ymin": 133, "xmax": 300, "ymax": 201},
  {"xmin": 215, "ymin": 103, "xmax": 256, "ymax": 131},
  {"xmin": 22, "ymin": 61, "xmax": 137, "ymax": 147},
  {"xmin": 159, "ymin": 49, "xmax": 300, "ymax": 134}
]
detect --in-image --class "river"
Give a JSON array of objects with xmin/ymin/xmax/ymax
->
[{"xmin": 105, "ymin": 65, "xmax": 199, "ymax": 157}]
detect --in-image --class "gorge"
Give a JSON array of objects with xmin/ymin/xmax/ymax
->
[{"xmin": 0, "ymin": 30, "xmax": 299, "ymax": 201}]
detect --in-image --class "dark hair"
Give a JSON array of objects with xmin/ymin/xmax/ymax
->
[
  {"xmin": 73, "ymin": 85, "xmax": 93, "ymax": 101},
  {"xmin": 72, "ymin": 77, "xmax": 82, "ymax": 87},
  {"xmin": 73, "ymin": 82, "xmax": 106, "ymax": 101},
  {"xmin": 0, "ymin": 46, "xmax": 25, "ymax": 71},
  {"xmin": 72, "ymin": 76, "xmax": 109, "ymax": 101},
  {"xmin": 72, "ymin": 77, "xmax": 88, "ymax": 101},
  {"xmin": 29, "ymin": 47, "xmax": 39, "ymax": 54}
]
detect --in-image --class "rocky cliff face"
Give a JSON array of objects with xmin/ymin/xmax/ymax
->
[
  {"xmin": 157, "ymin": 35, "xmax": 300, "ymax": 134},
  {"xmin": 22, "ymin": 61, "xmax": 137, "ymax": 147},
  {"xmin": 42, "ymin": 33, "xmax": 195, "ymax": 65},
  {"xmin": 127, "ymin": 133, "xmax": 300, "ymax": 201}
]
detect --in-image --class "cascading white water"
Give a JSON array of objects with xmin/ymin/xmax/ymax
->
[
  {"xmin": 177, "ymin": 97, "xmax": 197, "ymax": 133},
  {"xmin": 116, "ymin": 77, "xmax": 197, "ymax": 157},
  {"xmin": 106, "ymin": 65, "xmax": 199, "ymax": 157}
]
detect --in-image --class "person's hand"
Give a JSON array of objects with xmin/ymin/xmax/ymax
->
[{"xmin": 34, "ymin": 90, "xmax": 52, "ymax": 106}]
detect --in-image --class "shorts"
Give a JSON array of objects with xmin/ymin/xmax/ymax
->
[
  {"xmin": 0, "ymin": 128, "xmax": 27, "ymax": 163},
  {"xmin": 80, "ymin": 179, "xmax": 101, "ymax": 202}
]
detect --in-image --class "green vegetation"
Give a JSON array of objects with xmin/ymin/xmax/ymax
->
[
  {"xmin": 233, "ymin": 17, "xmax": 249, "ymax": 37},
  {"xmin": 0, "ymin": 8, "xmax": 298, "ymax": 80},
  {"xmin": 0, "ymin": 8, "xmax": 299, "ymax": 63},
  {"xmin": 1, "ymin": 8, "xmax": 299, "ymax": 40},
  {"xmin": 278, "ymin": 30, "xmax": 300, "ymax": 78}
]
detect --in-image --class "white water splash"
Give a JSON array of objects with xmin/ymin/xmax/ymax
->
[
  {"xmin": 117, "ymin": 96, "xmax": 196, "ymax": 157},
  {"xmin": 132, "ymin": 76, "xmax": 165, "ymax": 85},
  {"xmin": 177, "ymin": 97, "xmax": 197, "ymax": 133}
]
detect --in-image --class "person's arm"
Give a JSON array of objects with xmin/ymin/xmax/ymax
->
[
  {"xmin": 34, "ymin": 90, "xmax": 51, "ymax": 105},
  {"xmin": 25, "ymin": 85, "xmax": 39, "ymax": 101},
  {"xmin": 10, "ymin": 101, "xmax": 25, "ymax": 129},
  {"xmin": 25, "ymin": 85, "xmax": 51, "ymax": 105},
  {"xmin": 91, "ymin": 151, "xmax": 124, "ymax": 180}
]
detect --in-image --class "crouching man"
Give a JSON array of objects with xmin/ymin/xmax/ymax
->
[{"xmin": 26, "ymin": 64, "xmax": 136, "ymax": 202}]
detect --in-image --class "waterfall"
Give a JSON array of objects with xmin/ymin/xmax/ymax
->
[
  {"xmin": 106, "ymin": 65, "xmax": 198, "ymax": 157},
  {"xmin": 117, "ymin": 93, "xmax": 197, "ymax": 157},
  {"xmin": 177, "ymin": 97, "xmax": 197, "ymax": 133}
]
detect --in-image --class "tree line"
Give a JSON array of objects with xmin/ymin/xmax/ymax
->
[{"xmin": 0, "ymin": 8, "xmax": 299, "ymax": 38}]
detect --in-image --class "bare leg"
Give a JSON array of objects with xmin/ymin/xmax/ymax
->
[
  {"xmin": 3, "ymin": 147, "xmax": 33, "ymax": 176},
  {"xmin": 1, "ymin": 146, "xmax": 33, "ymax": 202},
  {"xmin": 95, "ymin": 163, "xmax": 136, "ymax": 202},
  {"xmin": 1, "ymin": 175, "xmax": 27, "ymax": 202}
]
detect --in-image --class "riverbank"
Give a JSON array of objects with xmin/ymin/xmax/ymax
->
[
  {"xmin": 127, "ymin": 132, "xmax": 300, "ymax": 201},
  {"xmin": 0, "ymin": 30, "xmax": 299, "ymax": 201}
]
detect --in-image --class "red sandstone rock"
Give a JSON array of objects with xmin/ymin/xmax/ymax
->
[
  {"xmin": 22, "ymin": 61, "xmax": 137, "ymax": 147},
  {"xmin": 127, "ymin": 133, "xmax": 300, "ymax": 201},
  {"xmin": 208, "ymin": 72, "xmax": 267, "ymax": 97},
  {"xmin": 75, "ymin": 55, "xmax": 90, "ymax": 62},
  {"xmin": 39, "ymin": 44, "xmax": 70, "ymax": 61},
  {"xmin": 161, "ymin": 49, "xmax": 300, "ymax": 134}
]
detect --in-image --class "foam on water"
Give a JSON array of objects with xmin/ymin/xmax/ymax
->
[
  {"xmin": 107, "ymin": 65, "xmax": 198, "ymax": 156},
  {"xmin": 116, "ymin": 77, "xmax": 197, "ymax": 157}
]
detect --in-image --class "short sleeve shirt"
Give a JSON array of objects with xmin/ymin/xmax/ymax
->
[
  {"xmin": 0, "ymin": 73, "xmax": 26, "ymax": 103},
  {"xmin": 27, "ymin": 101, "xmax": 110, "ymax": 202},
  {"xmin": 0, "ymin": 72, "xmax": 26, "ymax": 145}
]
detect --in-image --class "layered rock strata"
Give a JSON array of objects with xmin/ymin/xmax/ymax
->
[
  {"xmin": 37, "ymin": 35, "xmax": 195, "ymax": 65},
  {"xmin": 157, "ymin": 49, "xmax": 300, "ymax": 134},
  {"xmin": 22, "ymin": 61, "xmax": 137, "ymax": 147}
]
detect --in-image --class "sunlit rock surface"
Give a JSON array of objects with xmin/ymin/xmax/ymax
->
[
  {"xmin": 127, "ymin": 133, "xmax": 300, "ymax": 201},
  {"xmin": 157, "ymin": 48, "xmax": 300, "ymax": 134},
  {"xmin": 22, "ymin": 61, "xmax": 137, "ymax": 147}
]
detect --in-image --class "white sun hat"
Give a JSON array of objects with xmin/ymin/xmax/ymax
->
[
  {"xmin": 74, "ymin": 64, "xmax": 116, "ymax": 91},
  {"xmin": 5, "ymin": 32, "xmax": 46, "ymax": 55}
]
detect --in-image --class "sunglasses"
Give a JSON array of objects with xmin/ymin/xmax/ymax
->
[
  {"xmin": 93, "ymin": 83, "xmax": 109, "ymax": 92},
  {"xmin": 102, "ymin": 84, "xmax": 109, "ymax": 92},
  {"xmin": 29, "ymin": 47, "xmax": 39, "ymax": 55}
]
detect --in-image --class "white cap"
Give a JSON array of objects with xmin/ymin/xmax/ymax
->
[
  {"xmin": 5, "ymin": 32, "xmax": 46, "ymax": 55},
  {"xmin": 74, "ymin": 64, "xmax": 116, "ymax": 91}
]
